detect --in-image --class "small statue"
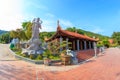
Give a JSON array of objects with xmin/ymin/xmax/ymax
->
[
  {"xmin": 31, "ymin": 18, "xmax": 42, "ymax": 40},
  {"xmin": 66, "ymin": 49, "xmax": 78, "ymax": 64}
]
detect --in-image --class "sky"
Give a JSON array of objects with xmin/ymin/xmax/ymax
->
[{"xmin": 0, "ymin": 0, "xmax": 120, "ymax": 37}]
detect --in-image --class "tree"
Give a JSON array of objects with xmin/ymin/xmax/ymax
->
[
  {"xmin": 10, "ymin": 30, "xmax": 18, "ymax": 38},
  {"xmin": 16, "ymin": 29, "xmax": 27, "ymax": 41},
  {"xmin": 0, "ymin": 32, "xmax": 11, "ymax": 43},
  {"xmin": 22, "ymin": 21, "xmax": 32, "ymax": 40},
  {"xmin": 66, "ymin": 27, "xmax": 77, "ymax": 32},
  {"xmin": 102, "ymin": 39, "xmax": 110, "ymax": 48},
  {"xmin": 47, "ymin": 40, "xmax": 71, "ymax": 56},
  {"xmin": 112, "ymin": 32, "xmax": 120, "ymax": 45}
]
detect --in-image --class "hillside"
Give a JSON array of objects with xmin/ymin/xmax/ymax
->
[
  {"xmin": 76, "ymin": 28, "xmax": 109, "ymax": 40},
  {"xmin": 0, "ymin": 30, "xmax": 8, "ymax": 35},
  {"xmin": 66, "ymin": 27, "xmax": 109, "ymax": 40},
  {"xmin": 40, "ymin": 27, "xmax": 109, "ymax": 41}
]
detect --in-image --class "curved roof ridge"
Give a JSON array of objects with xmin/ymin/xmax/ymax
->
[{"xmin": 59, "ymin": 29, "xmax": 97, "ymax": 41}]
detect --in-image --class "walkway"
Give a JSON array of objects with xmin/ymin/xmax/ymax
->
[
  {"xmin": 39, "ymin": 48, "xmax": 120, "ymax": 80},
  {"xmin": 0, "ymin": 44, "xmax": 120, "ymax": 80},
  {"xmin": 0, "ymin": 44, "xmax": 15, "ymax": 60},
  {"xmin": 0, "ymin": 44, "xmax": 36, "ymax": 80}
]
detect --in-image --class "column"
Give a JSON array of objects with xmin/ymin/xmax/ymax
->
[
  {"xmin": 77, "ymin": 40, "xmax": 80, "ymax": 51},
  {"xmin": 66, "ymin": 38, "xmax": 69, "ymax": 49},
  {"xmin": 73, "ymin": 40, "xmax": 75, "ymax": 50},
  {"xmin": 93, "ymin": 42, "xmax": 97, "ymax": 57},
  {"xmin": 89, "ymin": 41, "xmax": 91, "ymax": 49},
  {"xmin": 60, "ymin": 36, "xmax": 63, "ymax": 52},
  {"xmin": 84, "ymin": 40, "xmax": 87, "ymax": 50},
  {"xmin": 80, "ymin": 41, "xmax": 83, "ymax": 50}
]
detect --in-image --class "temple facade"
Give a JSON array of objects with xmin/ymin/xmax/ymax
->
[{"xmin": 46, "ymin": 21, "xmax": 97, "ymax": 51}]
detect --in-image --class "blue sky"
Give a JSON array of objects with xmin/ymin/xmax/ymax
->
[{"xmin": 0, "ymin": 0, "xmax": 120, "ymax": 36}]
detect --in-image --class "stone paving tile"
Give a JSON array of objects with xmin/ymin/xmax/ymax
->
[
  {"xmin": 35, "ymin": 48, "xmax": 120, "ymax": 80},
  {"xmin": 1, "ymin": 44, "xmax": 120, "ymax": 80},
  {"xmin": 0, "ymin": 61, "xmax": 36, "ymax": 80}
]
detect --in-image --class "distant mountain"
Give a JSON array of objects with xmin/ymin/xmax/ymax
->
[{"xmin": 0, "ymin": 30, "xmax": 8, "ymax": 35}]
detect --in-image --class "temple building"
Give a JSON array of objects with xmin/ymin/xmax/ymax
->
[{"xmin": 46, "ymin": 21, "xmax": 98, "ymax": 52}]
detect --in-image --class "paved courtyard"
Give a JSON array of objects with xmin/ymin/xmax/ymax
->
[{"xmin": 0, "ymin": 44, "xmax": 120, "ymax": 80}]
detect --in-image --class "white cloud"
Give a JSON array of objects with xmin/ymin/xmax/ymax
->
[
  {"xmin": 45, "ymin": 13, "xmax": 55, "ymax": 18},
  {"xmin": 41, "ymin": 19, "xmax": 57, "ymax": 32},
  {"xmin": 40, "ymin": 18, "xmax": 74, "ymax": 32},
  {"xmin": 0, "ymin": 0, "xmax": 24, "ymax": 31},
  {"xmin": 59, "ymin": 19, "xmax": 73, "ymax": 27},
  {"xmin": 26, "ymin": 1, "xmax": 48, "ymax": 10},
  {"xmin": 40, "ymin": 13, "xmax": 58, "ymax": 32},
  {"xmin": 92, "ymin": 27, "xmax": 104, "ymax": 33},
  {"xmin": 0, "ymin": 0, "xmax": 73, "ymax": 32},
  {"xmin": 81, "ymin": 24, "xmax": 104, "ymax": 34}
]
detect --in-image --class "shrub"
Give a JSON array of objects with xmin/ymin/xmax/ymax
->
[
  {"xmin": 36, "ymin": 54, "xmax": 43, "ymax": 60},
  {"xmin": 43, "ymin": 49, "xmax": 51, "ymax": 58},
  {"xmin": 22, "ymin": 53, "xmax": 29, "ymax": 57},
  {"xmin": 29, "ymin": 54, "xmax": 35, "ymax": 59},
  {"xmin": 49, "ymin": 55, "xmax": 54, "ymax": 59}
]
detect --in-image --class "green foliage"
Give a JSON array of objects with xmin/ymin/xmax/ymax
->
[
  {"xmin": 110, "ymin": 43, "xmax": 118, "ymax": 47},
  {"xmin": 47, "ymin": 41, "xmax": 60, "ymax": 55},
  {"xmin": 10, "ymin": 21, "xmax": 32, "ymax": 41},
  {"xmin": 0, "ymin": 32, "xmax": 11, "ymax": 43},
  {"xmin": 49, "ymin": 55, "xmax": 60, "ymax": 60},
  {"xmin": 15, "ymin": 51, "xmax": 23, "ymax": 56},
  {"xmin": 112, "ymin": 32, "xmax": 120, "ymax": 45},
  {"xmin": 102, "ymin": 40, "xmax": 110, "ymax": 48},
  {"xmin": 22, "ymin": 22, "xmax": 30, "ymax": 30},
  {"xmin": 43, "ymin": 49, "xmax": 51, "ymax": 58},
  {"xmin": 11, "ymin": 47, "xmax": 22, "ymax": 52},
  {"xmin": 66, "ymin": 27, "xmax": 109, "ymax": 40},
  {"xmin": 0, "ymin": 30, "xmax": 7, "ymax": 35},
  {"xmin": 97, "ymin": 43, "xmax": 103, "ymax": 48},
  {"xmin": 10, "ymin": 30, "xmax": 18, "ymax": 38},
  {"xmin": 10, "ymin": 29, "xmax": 27, "ymax": 41},
  {"xmin": 39, "ymin": 32, "xmax": 55, "ymax": 41},
  {"xmin": 29, "ymin": 54, "xmax": 36, "ymax": 59},
  {"xmin": 24, "ymin": 22, "xmax": 32, "ymax": 40},
  {"xmin": 35, "ymin": 54, "xmax": 43, "ymax": 60},
  {"xmin": 66, "ymin": 27, "xmax": 84, "ymax": 34},
  {"xmin": 47, "ymin": 40, "xmax": 71, "ymax": 55}
]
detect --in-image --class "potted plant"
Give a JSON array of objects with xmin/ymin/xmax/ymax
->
[
  {"xmin": 60, "ymin": 50, "xmax": 71, "ymax": 65},
  {"xmin": 59, "ymin": 41, "xmax": 72, "ymax": 65},
  {"xmin": 47, "ymin": 40, "xmax": 72, "ymax": 65}
]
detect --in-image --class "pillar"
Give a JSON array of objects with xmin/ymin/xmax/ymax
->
[
  {"xmin": 80, "ymin": 41, "xmax": 83, "ymax": 50},
  {"xmin": 73, "ymin": 40, "xmax": 75, "ymax": 50},
  {"xmin": 84, "ymin": 41, "xmax": 87, "ymax": 50},
  {"xmin": 77, "ymin": 40, "xmax": 80, "ymax": 51},
  {"xmin": 66, "ymin": 38, "xmax": 69, "ymax": 49},
  {"xmin": 89, "ymin": 41, "xmax": 91, "ymax": 49},
  {"xmin": 60, "ymin": 36, "xmax": 63, "ymax": 52},
  {"xmin": 93, "ymin": 42, "xmax": 97, "ymax": 57}
]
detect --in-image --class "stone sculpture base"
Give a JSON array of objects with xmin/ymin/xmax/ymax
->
[{"xmin": 22, "ymin": 38, "xmax": 44, "ymax": 55}]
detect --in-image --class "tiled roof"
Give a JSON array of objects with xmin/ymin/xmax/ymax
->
[
  {"xmin": 58, "ymin": 29, "xmax": 97, "ymax": 41},
  {"xmin": 46, "ymin": 23, "xmax": 97, "ymax": 42}
]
